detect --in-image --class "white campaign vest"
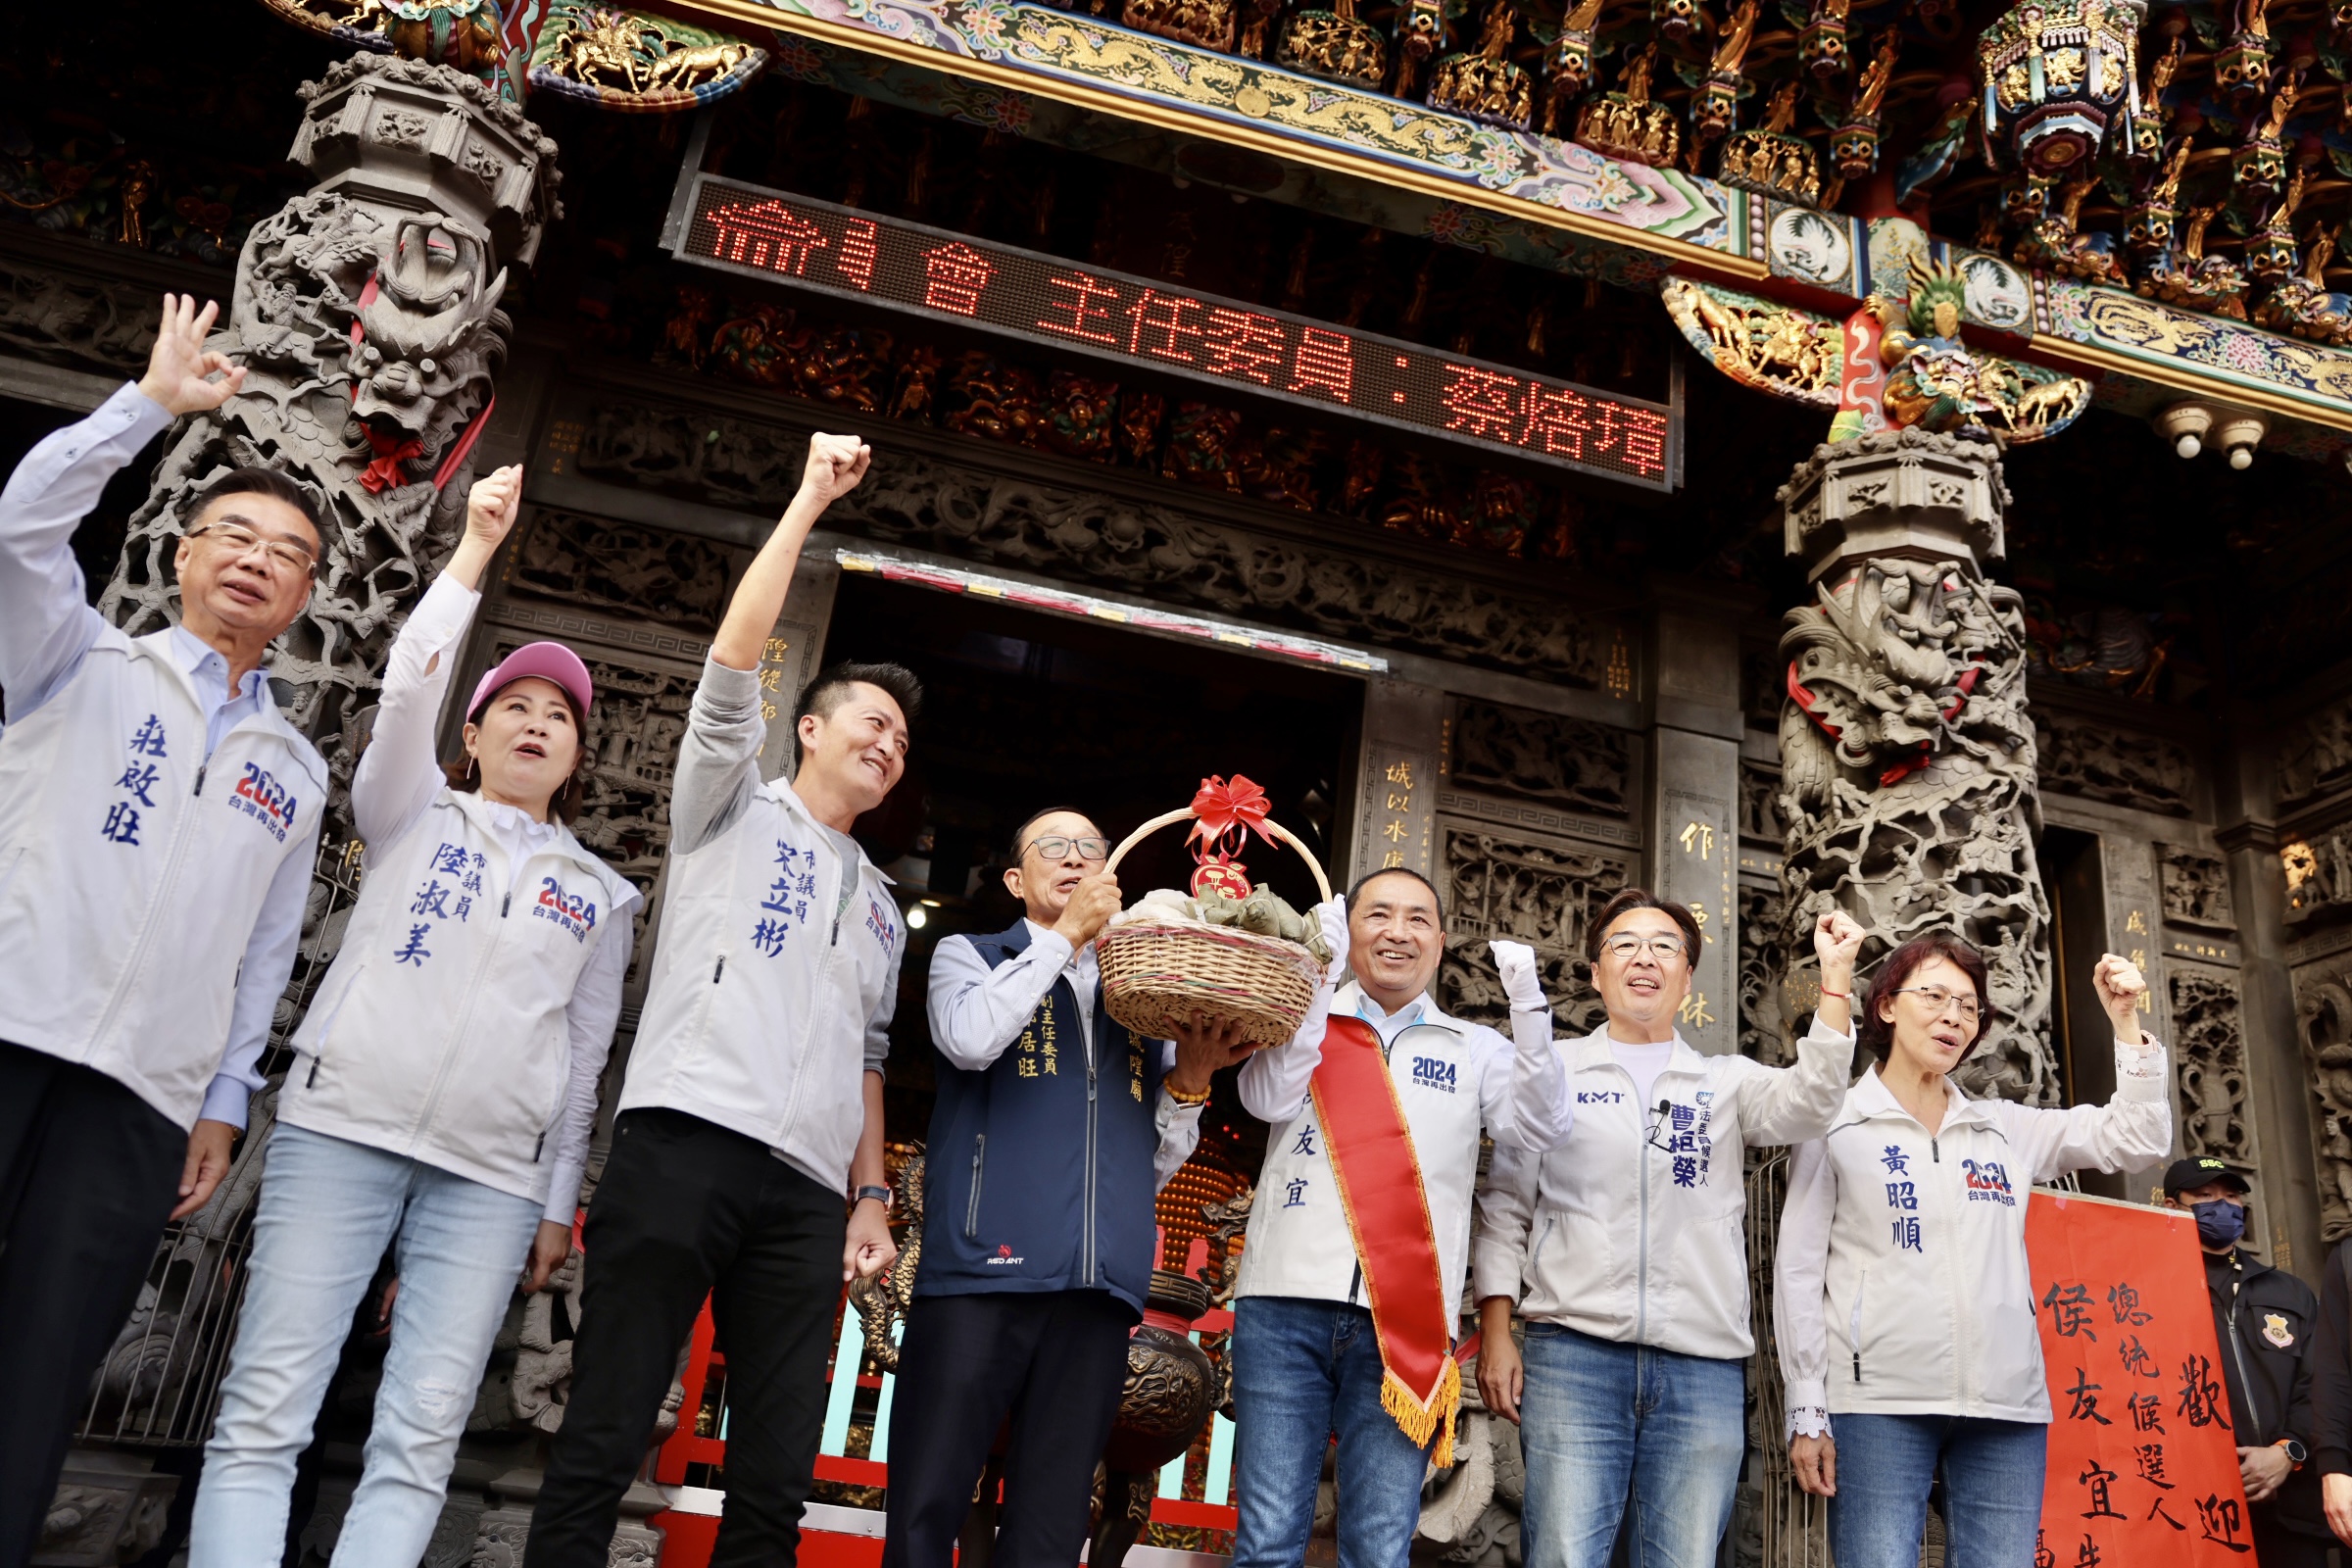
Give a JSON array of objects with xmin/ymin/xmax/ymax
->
[
  {"xmin": 616, "ymin": 776, "xmax": 901, "ymax": 1194},
  {"xmin": 278, "ymin": 789, "xmax": 634, "ymax": 1205},
  {"xmin": 1794, "ymin": 1055, "xmax": 2169, "ymax": 1425},
  {"xmin": 0, "ymin": 627, "xmax": 324, "ymax": 1128},
  {"xmin": 1238, "ymin": 997, "xmax": 1490, "ymax": 1324},
  {"xmin": 1480, "ymin": 1022, "xmax": 1850, "ymax": 1361},
  {"xmin": 1809, "ymin": 1087, "xmax": 2053, "ymax": 1423}
]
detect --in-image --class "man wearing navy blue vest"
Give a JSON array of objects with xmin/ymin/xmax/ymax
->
[{"xmin": 883, "ymin": 808, "xmax": 1250, "ymax": 1568}]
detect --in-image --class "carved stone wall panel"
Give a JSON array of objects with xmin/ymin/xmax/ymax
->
[
  {"xmin": 568, "ymin": 398, "xmax": 1622, "ymax": 685},
  {"xmin": 1445, "ymin": 696, "xmax": 1631, "ymax": 817},
  {"xmin": 2284, "ymin": 823, "xmax": 2352, "ymax": 928},
  {"xmin": 2278, "ymin": 699, "xmax": 2352, "ymax": 813},
  {"xmin": 1435, "ymin": 817, "xmax": 1632, "ymax": 1041},
  {"xmin": 1738, "ymin": 759, "xmax": 1786, "ymax": 843},
  {"xmin": 2170, "ymin": 966, "xmax": 2253, "ymax": 1166},
  {"xmin": 1738, "ymin": 880, "xmax": 1789, "ymax": 1064},
  {"xmin": 2032, "ymin": 717, "xmax": 2198, "ymax": 816},
  {"xmin": 2292, "ymin": 952, "xmax": 2352, "ymax": 1242},
  {"xmin": 504, "ymin": 506, "xmax": 746, "ymax": 631},
  {"xmin": 2161, "ymin": 845, "xmax": 2237, "ymax": 930},
  {"xmin": 0, "ymin": 259, "xmax": 163, "ymax": 376}
]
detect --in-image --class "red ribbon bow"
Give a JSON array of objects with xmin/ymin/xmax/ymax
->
[
  {"xmin": 1189, "ymin": 773, "xmax": 1273, "ymax": 858},
  {"xmin": 359, "ymin": 425, "xmax": 424, "ymax": 494}
]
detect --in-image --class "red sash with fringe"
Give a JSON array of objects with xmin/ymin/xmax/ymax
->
[{"xmin": 1308, "ymin": 1014, "xmax": 1459, "ymax": 1465}]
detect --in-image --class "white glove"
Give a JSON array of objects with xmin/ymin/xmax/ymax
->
[
  {"xmin": 1314, "ymin": 897, "xmax": 1350, "ymax": 988},
  {"xmin": 1490, "ymin": 939, "xmax": 1545, "ymax": 1010}
]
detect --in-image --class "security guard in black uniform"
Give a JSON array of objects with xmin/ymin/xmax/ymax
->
[{"xmin": 2163, "ymin": 1155, "xmax": 2335, "ymax": 1568}]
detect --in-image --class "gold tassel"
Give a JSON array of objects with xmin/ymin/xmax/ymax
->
[{"xmin": 1378, "ymin": 1355, "xmax": 1463, "ymax": 1467}]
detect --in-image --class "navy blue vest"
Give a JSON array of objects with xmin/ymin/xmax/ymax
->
[{"xmin": 915, "ymin": 921, "xmax": 1164, "ymax": 1312}]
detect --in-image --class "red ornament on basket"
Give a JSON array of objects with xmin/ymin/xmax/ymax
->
[
  {"xmin": 1191, "ymin": 854, "xmax": 1252, "ymax": 901},
  {"xmin": 1188, "ymin": 775, "xmax": 1275, "ymax": 900}
]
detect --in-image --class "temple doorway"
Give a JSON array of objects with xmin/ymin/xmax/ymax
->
[{"xmin": 823, "ymin": 571, "xmax": 1362, "ymax": 1218}]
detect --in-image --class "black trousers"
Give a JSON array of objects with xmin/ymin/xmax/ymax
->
[
  {"xmin": 0, "ymin": 1041, "xmax": 186, "ymax": 1568},
  {"xmin": 525, "ymin": 1108, "xmax": 847, "ymax": 1568},
  {"xmin": 2253, "ymin": 1508, "xmax": 2338, "ymax": 1568},
  {"xmin": 879, "ymin": 1290, "xmax": 1138, "ymax": 1568}
]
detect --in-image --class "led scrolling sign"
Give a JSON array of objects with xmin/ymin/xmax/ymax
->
[{"xmin": 670, "ymin": 175, "xmax": 1680, "ymax": 492}]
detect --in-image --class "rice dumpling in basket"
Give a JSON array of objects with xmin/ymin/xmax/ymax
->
[{"xmin": 1097, "ymin": 775, "xmax": 1335, "ymax": 1051}]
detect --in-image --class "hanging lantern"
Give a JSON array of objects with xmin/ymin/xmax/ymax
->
[
  {"xmin": 1540, "ymin": 0, "xmax": 1606, "ymax": 133},
  {"xmin": 1654, "ymin": 0, "xmax": 1702, "ymax": 48},
  {"xmin": 1689, "ymin": 0, "xmax": 1759, "ymax": 149},
  {"xmin": 2212, "ymin": 0, "xmax": 2273, "ymax": 99},
  {"xmin": 2124, "ymin": 139, "xmax": 2191, "ymax": 260},
  {"xmin": 1832, "ymin": 30, "xmax": 1901, "ymax": 178},
  {"xmin": 1976, "ymin": 0, "xmax": 2140, "ymax": 178},
  {"xmin": 1801, "ymin": 0, "xmax": 1851, "ymax": 80}
]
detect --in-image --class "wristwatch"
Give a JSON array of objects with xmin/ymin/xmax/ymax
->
[
  {"xmin": 853, "ymin": 1184, "xmax": 894, "ymax": 1212},
  {"xmin": 2277, "ymin": 1438, "xmax": 2309, "ymax": 1466}
]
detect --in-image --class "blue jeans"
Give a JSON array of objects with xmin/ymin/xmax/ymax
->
[
  {"xmin": 1230, "ymin": 1297, "xmax": 1436, "ymax": 1568},
  {"xmin": 1519, "ymin": 1324, "xmax": 1746, "ymax": 1568},
  {"xmin": 1827, "ymin": 1412, "xmax": 2047, "ymax": 1568},
  {"xmin": 188, "ymin": 1123, "xmax": 541, "ymax": 1568}
]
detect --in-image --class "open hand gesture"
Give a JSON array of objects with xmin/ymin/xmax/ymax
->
[
  {"xmin": 2093, "ymin": 953, "xmax": 2149, "ymax": 1045},
  {"xmin": 465, "ymin": 464, "xmax": 524, "ymax": 549},
  {"xmin": 136, "ymin": 294, "xmax": 244, "ymax": 416},
  {"xmin": 800, "ymin": 431, "xmax": 872, "ymax": 508}
]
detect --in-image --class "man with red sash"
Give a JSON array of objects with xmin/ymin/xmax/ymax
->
[{"xmin": 1231, "ymin": 866, "xmax": 1570, "ymax": 1568}]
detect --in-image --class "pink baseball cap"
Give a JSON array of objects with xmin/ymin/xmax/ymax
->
[{"xmin": 467, "ymin": 642, "xmax": 594, "ymax": 722}]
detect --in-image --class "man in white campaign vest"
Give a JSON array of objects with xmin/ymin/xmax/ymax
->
[
  {"xmin": 1230, "ymin": 866, "xmax": 1572, "ymax": 1568},
  {"xmin": 0, "ymin": 296, "xmax": 330, "ymax": 1557},
  {"xmin": 526, "ymin": 432, "xmax": 918, "ymax": 1568}
]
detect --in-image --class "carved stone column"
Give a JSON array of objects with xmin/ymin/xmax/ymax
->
[
  {"xmin": 97, "ymin": 52, "xmax": 560, "ymax": 805},
  {"xmin": 1773, "ymin": 429, "xmax": 2058, "ymax": 1102}
]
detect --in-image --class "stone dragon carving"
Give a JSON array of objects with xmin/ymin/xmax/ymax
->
[
  {"xmin": 95, "ymin": 53, "xmax": 558, "ymax": 816},
  {"xmin": 1777, "ymin": 558, "xmax": 2057, "ymax": 1102}
]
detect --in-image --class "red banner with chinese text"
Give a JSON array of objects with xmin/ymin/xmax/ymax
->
[{"xmin": 2029, "ymin": 1190, "xmax": 2254, "ymax": 1564}]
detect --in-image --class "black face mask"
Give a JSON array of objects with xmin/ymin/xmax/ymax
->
[{"xmin": 2193, "ymin": 1199, "xmax": 2246, "ymax": 1250}]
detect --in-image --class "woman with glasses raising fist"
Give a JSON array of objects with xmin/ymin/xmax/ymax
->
[
  {"xmin": 1472, "ymin": 891, "xmax": 1865, "ymax": 1568},
  {"xmin": 1774, "ymin": 936, "xmax": 2169, "ymax": 1568}
]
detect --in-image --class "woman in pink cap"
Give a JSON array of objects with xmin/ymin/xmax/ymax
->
[{"xmin": 188, "ymin": 466, "xmax": 640, "ymax": 1568}]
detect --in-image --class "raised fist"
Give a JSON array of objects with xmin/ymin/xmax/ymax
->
[
  {"xmin": 1813, "ymin": 908, "xmax": 1865, "ymax": 976},
  {"xmin": 799, "ymin": 431, "xmax": 872, "ymax": 507},
  {"xmin": 465, "ymin": 464, "xmax": 524, "ymax": 548},
  {"xmin": 1489, "ymin": 939, "xmax": 1547, "ymax": 1010},
  {"xmin": 2093, "ymin": 953, "xmax": 2149, "ymax": 1044}
]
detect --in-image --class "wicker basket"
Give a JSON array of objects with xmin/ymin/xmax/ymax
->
[{"xmin": 1096, "ymin": 807, "xmax": 1334, "ymax": 1050}]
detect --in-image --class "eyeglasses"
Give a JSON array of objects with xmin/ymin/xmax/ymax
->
[
  {"xmin": 1889, "ymin": 985, "xmax": 1983, "ymax": 1024},
  {"xmin": 1023, "ymin": 835, "xmax": 1109, "ymax": 863},
  {"xmin": 1601, "ymin": 933, "xmax": 1689, "ymax": 961},
  {"xmin": 189, "ymin": 521, "xmax": 318, "ymax": 578}
]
